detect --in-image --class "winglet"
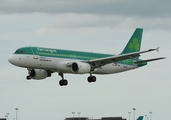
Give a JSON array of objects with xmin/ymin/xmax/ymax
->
[
  {"xmin": 148, "ymin": 47, "xmax": 160, "ymax": 52},
  {"xmin": 156, "ymin": 47, "xmax": 159, "ymax": 52}
]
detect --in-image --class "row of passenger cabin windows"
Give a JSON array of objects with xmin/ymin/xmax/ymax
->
[{"xmin": 15, "ymin": 50, "xmax": 27, "ymax": 54}]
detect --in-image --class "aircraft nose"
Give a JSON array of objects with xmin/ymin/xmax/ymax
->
[{"xmin": 8, "ymin": 55, "xmax": 15, "ymax": 64}]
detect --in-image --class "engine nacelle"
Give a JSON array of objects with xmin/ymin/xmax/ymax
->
[
  {"xmin": 56, "ymin": 61, "xmax": 91, "ymax": 74},
  {"xmin": 71, "ymin": 62, "xmax": 91, "ymax": 74},
  {"xmin": 29, "ymin": 69, "xmax": 48, "ymax": 80}
]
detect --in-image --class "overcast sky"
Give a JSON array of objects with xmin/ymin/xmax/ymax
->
[{"xmin": 1, "ymin": 0, "xmax": 170, "ymax": 120}]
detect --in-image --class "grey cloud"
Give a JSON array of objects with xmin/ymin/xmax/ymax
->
[
  {"xmin": 1, "ymin": 0, "xmax": 171, "ymax": 18},
  {"xmin": 34, "ymin": 14, "xmax": 171, "ymax": 37}
]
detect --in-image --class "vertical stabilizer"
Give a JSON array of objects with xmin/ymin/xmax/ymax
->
[
  {"xmin": 137, "ymin": 116, "xmax": 144, "ymax": 120},
  {"xmin": 121, "ymin": 28, "xmax": 143, "ymax": 54}
]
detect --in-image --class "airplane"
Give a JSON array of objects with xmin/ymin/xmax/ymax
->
[{"xmin": 8, "ymin": 28, "xmax": 165, "ymax": 86}]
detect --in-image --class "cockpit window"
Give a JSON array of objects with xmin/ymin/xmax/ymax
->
[{"xmin": 14, "ymin": 50, "xmax": 27, "ymax": 54}]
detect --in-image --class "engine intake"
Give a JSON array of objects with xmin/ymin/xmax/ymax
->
[
  {"xmin": 71, "ymin": 62, "xmax": 91, "ymax": 74},
  {"xmin": 72, "ymin": 62, "xmax": 79, "ymax": 72}
]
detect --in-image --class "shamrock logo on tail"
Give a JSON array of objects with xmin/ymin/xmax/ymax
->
[{"xmin": 129, "ymin": 38, "xmax": 140, "ymax": 51}]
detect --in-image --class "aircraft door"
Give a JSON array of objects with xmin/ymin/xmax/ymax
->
[{"xmin": 31, "ymin": 48, "xmax": 38, "ymax": 59}]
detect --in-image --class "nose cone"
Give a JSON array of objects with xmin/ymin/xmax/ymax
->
[{"xmin": 8, "ymin": 55, "xmax": 16, "ymax": 65}]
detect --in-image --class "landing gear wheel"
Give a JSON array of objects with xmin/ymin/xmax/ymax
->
[
  {"xmin": 59, "ymin": 79, "xmax": 68, "ymax": 86},
  {"xmin": 87, "ymin": 76, "xmax": 96, "ymax": 83},
  {"xmin": 92, "ymin": 76, "xmax": 96, "ymax": 82},
  {"xmin": 63, "ymin": 79, "xmax": 68, "ymax": 86},
  {"xmin": 26, "ymin": 76, "xmax": 31, "ymax": 80},
  {"xmin": 88, "ymin": 76, "xmax": 92, "ymax": 83},
  {"xmin": 58, "ymin": 73, "xmax": 68, "ymax": 86},
  {"xmin": 59, "ymin": 80, "xmax": 63, "ymax": 86}
]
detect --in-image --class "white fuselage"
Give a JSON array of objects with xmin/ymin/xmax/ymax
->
[{"xmin": 8, "ymin": 54, "xmax": 138, "ymax": 74}]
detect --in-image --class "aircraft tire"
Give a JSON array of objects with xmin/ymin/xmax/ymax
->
[
  {"xmin": 59, "ymin": 80, "xmax": 63, "ymax": 86},
  {"xmin": 92, "ymin": 76, "xmax": 96, "ymax": 82},
  {"xmin": 63, "ymin": 79, "xmax": 68, "ymax": 86},
  {"xmin": 59, "ymin": 79, "xmax": 68, "ymax": 86},
  {"xmin": 87, "ymin": 76, "xmax": 92, "ymax": 83},
  {"xmin": 87, "ymin": 76, "xmax": 96, "ymax": 83},
  {"xmin": 26, "ymin": 76, "xmax": 31, "ymax": 80}
]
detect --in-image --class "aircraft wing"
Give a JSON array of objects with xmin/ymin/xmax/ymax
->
[{"xmin": 86, "ymin": 48, "xmax": 163, "ymax": 67}]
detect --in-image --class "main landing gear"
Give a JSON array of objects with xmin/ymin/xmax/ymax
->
[
  {"xmin": 87, "ymin": 72, "xmax": 96, "ymax": 83},
  {"xmin": 58, "ymin": 73, "xmax": 97, "ymax": 86},
  {"xmin": 87, "ymin": 76, "xmax": 96, "ymax": 83},
  {"xmin": 58, "ymin": 73, "xmax": 68, "ymax": 86}
]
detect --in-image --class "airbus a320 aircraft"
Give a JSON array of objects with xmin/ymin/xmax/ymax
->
[{"xmin": 8, "ymin": 28, "xmax": 165, "ymax": 86}]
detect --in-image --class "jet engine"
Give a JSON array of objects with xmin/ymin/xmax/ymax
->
[
  {"xmin": 71, "ymin": 62, "xmax": 91, "ymax": 74},
  {"xmin": 27, "ymin": 69, "xmax": 50, "ymax": 80},
  {"xmin": 56, "ymin": 61, "xmax": 91, "ymax": 74}
]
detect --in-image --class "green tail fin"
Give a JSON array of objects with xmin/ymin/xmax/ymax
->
[
  {"xmin": 121, "ymin": 28, "xmax": 143, "ymax": 54},
  {"xmin": 137, "ymin": 116, "xmax": 144, "ymax": 120}
]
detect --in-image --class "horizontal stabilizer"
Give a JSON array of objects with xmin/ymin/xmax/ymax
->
[{"xmin": 134, "ymin": 57, "xmax": 166, "ymax": 64}]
